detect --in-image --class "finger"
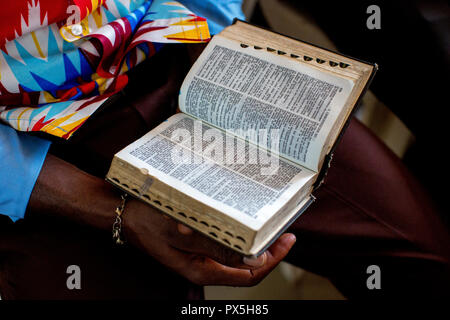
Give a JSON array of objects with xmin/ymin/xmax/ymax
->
[
  {"xmin": 162, "ymin": 218, "xmax": 246, "ymax": 268},
  {"xmin": 152, "ymin": 247, "xmax": 260, "ymax": 287},
  {"xmin": 151, "ymin": 209, "xmax": 258, "ymax": 269},
  {"xmin": 240, "ymin": 233, "xmax": 296, "ymax": 284},
  {"xmin": 250, "ymin": 233, "xmax": 296, "ymax": 282},
  {"xmin": 179, "ymin": 233, "xmax": 297, "ymax": 286},
  {"xmin": 168, "ymin": 228, "xmax": 258, "ymax": 269},
  {"xmin": 166, "ymin": 212, "xmax": 294, "ymax": 270},
  {"xmin": 243, "ymin": 252, "xmax": 267, "ymax": 268},
  {"xmin": 227, "ymin": 233, "xmax": 296, "ymax": 286}
]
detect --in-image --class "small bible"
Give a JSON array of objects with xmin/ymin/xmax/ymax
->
[{"xmin": 106, "ymin": 20, "xmax": 377, "ymax": 257}]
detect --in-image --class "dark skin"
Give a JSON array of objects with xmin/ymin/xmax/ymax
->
[{"xmin": 28, "ymin": 153, "xmax": 297, "ymax": 286}]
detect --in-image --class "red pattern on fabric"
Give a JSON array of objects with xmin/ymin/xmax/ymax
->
[
  {"xmin": 73, "ymin": 0, "xmax": 107, "ymax": 21},
  {"xmin": 31, "ymin": 115, "xmax": 54, "ymax": 131},
  {"xmin": 0, "ymin": 0, "xmax": 70, "ymax": 49}
]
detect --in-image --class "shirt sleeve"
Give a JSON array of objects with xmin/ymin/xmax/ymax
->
[
  {"xmin": 0, "ymin": 123, "xmax": 51, "ymax": 222},
  {"xmin": 179, "ymin": 0, "xmax": 245, "ymax": 35}
]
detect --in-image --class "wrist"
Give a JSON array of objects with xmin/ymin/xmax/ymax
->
[
  {"xmin": 120, "ymin": 196, "xmax": 146, "ymax": 247},
  {"xmin": 86, "ymin": 178, "xmax": 123, "ymax": 231},
  {"xmin": 28, "ymin": 154, "xmax": 120, "ymax": 231}
]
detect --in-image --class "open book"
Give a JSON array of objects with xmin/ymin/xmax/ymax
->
[{"xmin": 106, "ymin": 20, "xmax": 377, "ymax": 256}]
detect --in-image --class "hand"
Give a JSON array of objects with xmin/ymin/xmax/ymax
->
[
  {"xmin": 29, "ymin": 154, "xmax": 296, "ymax": 287},
  {"xmin": 124, "ymin": 198, "xmax": 296, "ymax": 286}
]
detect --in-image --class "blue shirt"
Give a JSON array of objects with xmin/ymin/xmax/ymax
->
[
  {"xmin": 0, "ymin": 124, "xmax": 51, "ymax": 222},
  {"xmin": 179, "ymin": 0, "xmax": 245, "ymax": 35},
  {"xmin": 0, "ymin": 0, "xmax": 244, "ymax": 222}
]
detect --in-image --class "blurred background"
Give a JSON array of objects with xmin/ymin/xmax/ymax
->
[{"xmin": 205, "ymin": 0, "xmax": 450, "ymax": 300}]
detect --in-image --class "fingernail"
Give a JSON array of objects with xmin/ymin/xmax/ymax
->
[
  {"xmin": 287, "ymin": 234, "xmax": 296, "ymax": 243},
  {"xmin": 243, "ymin": 252, "xmax": 267, "ymax": 267}
]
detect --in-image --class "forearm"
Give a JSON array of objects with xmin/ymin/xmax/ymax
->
[{"xmin": 27, "ymin": 153, "xmax": 119, "ymax": 231}]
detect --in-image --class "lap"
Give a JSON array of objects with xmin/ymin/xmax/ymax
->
[
  {"xmin": 286, "ymin": 119, "xmax": 450, "ymax": 298},
  {"xmin": 1, "ymin": 44, "xmax": 448, "ymax": 299}
]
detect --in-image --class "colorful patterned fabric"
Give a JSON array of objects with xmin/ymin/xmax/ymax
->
[{"xmin": 0, "ymin": 0, "xmax": 210, "ymax": 139}]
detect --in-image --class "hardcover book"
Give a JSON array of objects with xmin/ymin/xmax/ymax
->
[{"xmin": 106, "ymin": 20, "xmax": 377, "ymax": 257}]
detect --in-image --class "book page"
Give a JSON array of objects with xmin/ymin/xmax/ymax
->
[
  {"xmin": 117, "ymin": 113, "xmax": 316, "ymax": 229},
  {"xmin": 179, "ymin": 36, "xmax": 354, "ymax": 171}
]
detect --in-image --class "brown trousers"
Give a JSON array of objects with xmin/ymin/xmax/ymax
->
[{"xmin": 1, "ymin": 45, "xmax": 449, "ymax": 299}]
